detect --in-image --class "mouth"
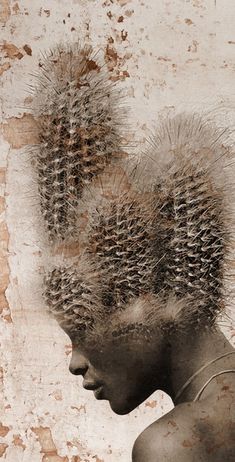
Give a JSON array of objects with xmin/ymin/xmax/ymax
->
[
  {"xmin": 83, "ymin": 381, "xmax": 106, "ymax": 400},
  {"xmin": 93, "ymin": 385, "xmax": 105, "ymax": 400}
]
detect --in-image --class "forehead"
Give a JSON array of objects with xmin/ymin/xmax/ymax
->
[{"xmin": 61, "ymin": 294, "xmax": 161, "ymax": 353}]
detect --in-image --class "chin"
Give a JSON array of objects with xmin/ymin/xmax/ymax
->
[{"xmin": 109, "ymin": 398, "xmax": 138, "ymax": 415}]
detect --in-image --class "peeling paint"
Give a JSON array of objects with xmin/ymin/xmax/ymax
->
[
  {"xmin": 1, "ymin": 114, "xmax": 38, "ymax": 149},
  {"xmin": 0, "ymin": 443, "xmax": 8, "ymax": 457},
  {"xmin": 0, "ymin": 422, "xmax": 10, "ymax": 437},
  {"xmin": 0, "ymin": 0, "xmax": 10, "ymax": 24},
  {"xmin": 32, "ymin": 427, "xmax": 69, "ymax": 462},
  {"xmin": 0, "ymin": 62, "xmax": 11, "ymax": 76},
  {"xmin": 12, "ymin": 434, "xmax": 26, "ymax": 450},
  {"xmin": 0, "ymin": 41, "xmax": 24, "ymax": 60},
  {"xmin": 145, "ymin": 400, "xmax": 157, "ymax": 408},
  {"xmin": 12, "ymin": 2, "xmax": 20, "ymax": 14},
  {"xmin": 0, "ymin": 164, "xmax": 11, "ymax": 323},
  {"xmin": 1, "ymin": 1, "xmax": 235, "ymax": 461},
  {"xmin": 117, "ymin": 0, "xmax": 131, "ymax": 6},
  {"xmin": 49, "ymin": 390, "xmax": 63, "ymax": 401}
]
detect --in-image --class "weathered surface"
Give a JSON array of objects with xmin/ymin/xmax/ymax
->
[{"xmin": 0, "ymin": 0, "xmax": 235, "ymax": 461}]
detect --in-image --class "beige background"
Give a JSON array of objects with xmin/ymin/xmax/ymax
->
[{"xmin": 1, "ymin": 0, "xmax": 235, "ymax": 460}]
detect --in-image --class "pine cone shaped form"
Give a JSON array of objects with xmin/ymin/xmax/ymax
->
[
  {"xmin": 146, "ymin": 113, "xmax": 234, "ymax": 326},
  {"xmin": 33, "ymin": 43, "xmax": 123, "ymax": 242}
]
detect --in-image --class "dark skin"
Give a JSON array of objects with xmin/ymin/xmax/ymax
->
[{"xmin": 65, "ymin": 311, "xmax": 235, "ymax": 462}]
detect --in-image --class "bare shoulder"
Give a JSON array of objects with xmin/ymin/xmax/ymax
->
[{"xmin": 132, "ymin": 397, "xmax": 235, "ymax": 462}]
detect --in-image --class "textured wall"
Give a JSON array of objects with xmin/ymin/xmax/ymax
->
[{"xmin": 1, "ymin": 0, "xmax": 235, "ymax": 461}]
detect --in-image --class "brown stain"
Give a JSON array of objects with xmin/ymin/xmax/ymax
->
[
  {"xmin": 185, "ymin": 18, "xmax": 194, "ymax": 25},
  {"xmin": 182, "ymin": 439, "xmax": 194, "ymax": 448},
  {"xmin": 188, "ymin": 40, "xmax": 199, "ymax": 53},
  {"xmin": 71, "ymin": 453, "xmax": 102, "ymax": 462},
  {"xmin": 0, "ymin": 443, "xmax": 8, "ymax": 457},
  {"xmin": 23, "ymin": 44, "xmax": 32, "ymax": 56},
  {"xmin": 118, "ymin": 15, "xmax": 124, "ymax": 22},
  {"xmin": 121, "ymin": 29, "xmax": 128, "ymax": 41},
  {"xmin": 32, "ymin": 427, "xmax": 69, "ymax": 462},
  {"xmin": 104, "ymin": 43, "xmax": 130, "ymax": 80},
  {"xmin": 0, "ymin": 62, "xmax": 11, "ymax": 76},
  {"xmin": 0, "ymin": 367, "xmax": 3, "ymax": 385},
  {"xmin": 44, "ymin": 9, "xmax": 50, "ymax": 17},
  {"xmin": 117, "ymin": 0, "xmax": 131, "ymax": 6},
  {"xmin": 110, "ymin": 69, "xmax": 130, "ymax": 81},
  {"xmin": 168, "ymin": 420, "xmax": 177, "ymax": 428},
  {"xmin": 0, "ymin": 41, "xmax": 24, "ymax": 59},
  {"xmin": 86, "ymin": 59, "xmax": 100, "ymax": 72},
  {"xmin": 12, "ymin": 434, "xmax": 26, "ymax": 450},
  {"xmin": 107, "ymin": 10, "xmax": 112, "ymax": 19},
  {"xmin": 0, "ymin": 0, "xmax": 10, "ymax": 24},
  {"xmin": 70, "ymin": 405, "xmax": 86, "ymax": 414},
  {"xmin": 228, "ymin": 41, "xmax": 235, "ymax": 44},
  {"xmin": 0, "ymin": 165, "xmax": 11, "ymax": 323},
  {"xmin": 0, "ymin": 423, "xmax": 10, "ymax": 437},
  {"xmin": 1, "ymin": 113, "xmax": 39, "ymax": 149},
  {"xmin": 52, "ymin": 241, "xmax": 80, "ymax": 258},
  {"xmin": 65, "ymin": 344, "xmax": 72, "ymax": 356},
  {"xmin": 0, "ymin": 222, "xmax": 11, "ymax": 321},
  {"xmin": 49, "ymin": 390, "xmax": 63, "ymax": 401},
  {"xmin": 125, "ymin": 9, "xmax": 134, "ymax": 17},
  {"xmin": 158, "ymin": 56, "xmax": 171, "ymax": 62},
  {"xmin": 145, "ymin": 400, "xmax": 157, "ymax": 408},
  {"xmin": 105, "ymin": 43, "xmax": 118, "ymax": 71},
  {"xmin": 12, "ymin": 2, "xmax": 20, "ymax": 14}
]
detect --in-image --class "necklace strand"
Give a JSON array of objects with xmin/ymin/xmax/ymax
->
[{"xmin": 175, "ymin": 350, "xmax": 235, "ymax": 402}]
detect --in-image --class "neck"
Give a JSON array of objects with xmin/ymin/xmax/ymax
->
[{"xmin": 165, "ymin": 326, "xmax": 234, "ymax": 404}]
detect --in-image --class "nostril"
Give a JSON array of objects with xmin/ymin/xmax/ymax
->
[{"xmin": 69, "ymin": 364, "xmax": 88, "ymax": 376}]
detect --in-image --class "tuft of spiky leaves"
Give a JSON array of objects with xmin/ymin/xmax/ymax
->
[
  {"xmin": 136, "ymin": 113, "xmax": 235, "ymax": 327},
  {"xmin": 44, "ymin": 256, "xmax": 105, "ymax": 338},
  {"xmin": 45, "ymin": 112, "xmax": 235, "ymax": 339},
  {"xmin": 33, "ymin": 43, "xmax": 123, "ymax": 242}
]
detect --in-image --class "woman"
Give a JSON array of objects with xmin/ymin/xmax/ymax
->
[
  {"xmin": 35, "ymin": 45, "xmax": 235, "ymax": 461},
  {"xmin": 45, "ymin": 114, "xmax": 235, "ymax": 461}
]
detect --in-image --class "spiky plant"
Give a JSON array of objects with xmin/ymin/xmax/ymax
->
[
  {"xmin": 45, "ymin": 113, "xmax": 234, "ymax": 339},
  {"xmin": 33, "ymin": 43, "xmax": 123, "ymax": 242}
]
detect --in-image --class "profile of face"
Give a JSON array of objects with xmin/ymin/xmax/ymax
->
[{"xmin": 64, "ymin": 315, "xmax": 169, "ymax": 415}]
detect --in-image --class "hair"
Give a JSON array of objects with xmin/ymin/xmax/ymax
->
[
  {"xmin": 32, "ymin": 44, "xmax": 235, "ymax": 340},
  {"xmin": 33, "ymin": 43, "xmax": 124, "ymax": 242}
]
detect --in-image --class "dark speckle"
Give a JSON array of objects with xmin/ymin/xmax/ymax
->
[
  {"xmin": 121, "ymin": 30, "xmax": 128, "ymax": 41},
  {"xmin": 23, "ymin": 44, "xmax": 32, "ymax": 56}
]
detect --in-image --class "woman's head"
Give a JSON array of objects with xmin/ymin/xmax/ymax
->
[
  {"xmin": 64, "ymin": 295, "xmax": 172, "ymax": 414},
  {"xmin": 45, "ymin": 114, "xmax": 233, "ymax": 412}
]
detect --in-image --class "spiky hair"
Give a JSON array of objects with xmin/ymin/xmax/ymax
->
[
  {"xmin": 45, "ymin": 113, "xmax": 234, "ymax": 337},
  {"xmin": 33, "ymin": 43, "xmax": 124, "ymax": 242},
  {"xmin": 33, "ymin": 45, "xmax": 234, "ymax": 340}
]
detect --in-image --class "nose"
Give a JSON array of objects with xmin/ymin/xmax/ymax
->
[{"xmin": 69, "ymin": 350, "xmax": 88, "ymax": 376}]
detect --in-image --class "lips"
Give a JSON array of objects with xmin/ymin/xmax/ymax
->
[
  {"xmin": 83, "ymin": 381, "xmax": 106, "ymax": 400},
  {"xmin": 93, "ymin": 385, "xmax": 105, "ymax": 400}
]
